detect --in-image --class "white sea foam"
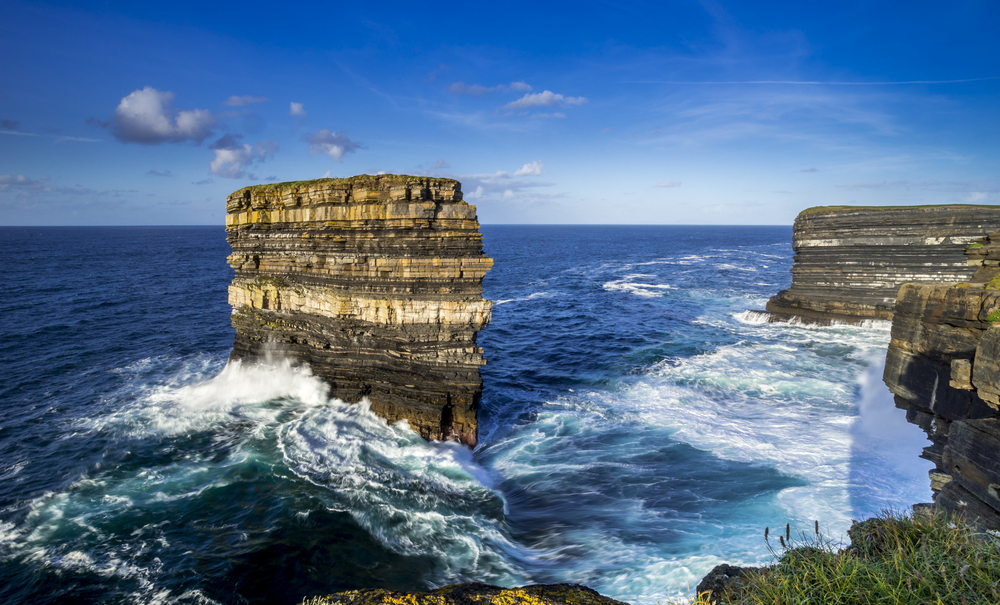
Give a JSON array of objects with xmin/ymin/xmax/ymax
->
[
  {"xmin": 602, "ymin": 274, "xmax": 672, "ymax": 297},
  {"xmin": 495, "ymin": 292, "xmax": 559, "ymax": 305}
]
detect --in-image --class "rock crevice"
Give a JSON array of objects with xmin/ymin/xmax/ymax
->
[{"xmin": 225, "ymin": 175, "xmax": 492, "ymax": 446}]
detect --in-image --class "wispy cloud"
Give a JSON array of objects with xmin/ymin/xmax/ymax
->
[
  {"xmin": 449, "ymin": 81, "xmax": 532, "ymax": 96},
  {"xmin": 502, "ymin": 90, "xmax": 588, "ymax": 111},
  {"xmin": 290, "ymin": 102, "xmax": 306, "ymax": 118},
  {"xmin": 147, "ymin": 169, "xmax": 173, "ymax": 177},
  {"xmin": 225, "ymin": 95, "xmax": 268, "ymax": 106},
  {"xmin": 656, "ymin": 179, "xmax": 681, "ymax": 187}
]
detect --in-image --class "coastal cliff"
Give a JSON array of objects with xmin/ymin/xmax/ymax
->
[
  {"xmin": 766, "ymin": 205, "xmax": 1000, "ymax": 323},
  {"xmin": 883, "ymin": 231, "xmax": 1000, "ymax": 527},
  {"xmin": 225, "ymin": 175, "xmax": 493, "ymax": 446}
]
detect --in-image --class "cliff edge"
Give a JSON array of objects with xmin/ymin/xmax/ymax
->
[
  {"xmin": 884, "ymin": 231, "xmax": 1000, "ymax": 528},
  {"xmin": 766, "ymin": 205, "xmax": 1000, "ymax": 323},
  {"xmin": 225, "ymin": 175, "xmax": 493, "ymax": 446}
]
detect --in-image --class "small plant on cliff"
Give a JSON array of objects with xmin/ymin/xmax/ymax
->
[
  {"xmin": 691, "ymin": 509, "xmax": 1000, "ymax": 604},
  {"xmin": 986, "ymin": 273, "xmax": 1000, "ymax": 291}
]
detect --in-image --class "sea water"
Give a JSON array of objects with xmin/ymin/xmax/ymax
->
[{"xmin": 0, "ymin": 225, "xmax": 932, "ymax": 604}]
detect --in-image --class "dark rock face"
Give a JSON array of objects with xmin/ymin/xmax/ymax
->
[
  {"xmin": 766, "ymin": 205, "xmax": 1000, "ymax": 323},
  {"xmin": 695, "ymin": 563, "xmax": 761, "ymax": 603},
  {"xmin": 884, "ymin": 232, "xmax": 1000, "ymax": 527},
  {"xmin": 226, "ymin": 175, "xmax": 492, "ymax": 446},
  {"xmin": 302, "ymin": 583, "xmax": 630, "ymax": 605}
]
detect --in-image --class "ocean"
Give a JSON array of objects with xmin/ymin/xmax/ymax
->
[{"xmin": 0, "ymin": 225, "xmax": 932, "ymax": 604}]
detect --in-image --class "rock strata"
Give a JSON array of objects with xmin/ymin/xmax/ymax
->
[
  {"xmin": 766, "ymin": 205, "xmax": 1000, "ymax": 323},
  {"xmin": 226, "ymin": 175, "xmax": 492, "ymax": 446},
  {"xmin": 883, "ymin": 231, "xmax": 1000, "ymax": 527}
]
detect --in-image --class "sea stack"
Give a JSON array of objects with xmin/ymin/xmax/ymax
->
[
  {"xmin": 225, "ymin": 175, "xmax": 493, "ymax": 446},
  {"xmin": 766, "ymin": 205, "xmax": 1000, "ymax": 324}
]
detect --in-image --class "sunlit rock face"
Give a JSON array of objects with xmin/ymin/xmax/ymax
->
[
  {"xmin": 225, "ymin": 175, "xmax": 493, "ymax": 446},
  {"xmin": 766, "ymin": 205, "xmax": 1000, "ymax": 324},
  {"xmin": 884, "ymin": 232, "xmax": 1000, "ymax": 528}
]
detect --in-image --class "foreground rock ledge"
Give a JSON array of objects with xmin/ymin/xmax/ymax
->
[
  {"xmin": 226, "ymin": 175, "xmax": 493, "ymax": 446},
  {"xmin": 301, "ymin": 583, "xmax": 629, "ymax": 605}
]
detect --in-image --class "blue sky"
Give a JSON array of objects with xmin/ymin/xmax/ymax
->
[{"xmin": 1, "ymin": 1, "xmax": 998, "ymax": 225}]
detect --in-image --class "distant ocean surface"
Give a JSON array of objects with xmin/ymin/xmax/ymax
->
[{"xmin": 0, "ymin": 225, "xmax": 932, "ymax": 605}]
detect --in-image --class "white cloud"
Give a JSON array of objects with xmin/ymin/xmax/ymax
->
[
  {"xmin": 103, "ymin": 87, "xmax": 216, "ymax": 144},
  {"xmin": 656, "ymin": 179, "xmax": 682, "ymax": 187},
  {"xmin": 304, "ymin": 129, "xmax": 362, "ymax": 161},
  {"xmin": 502, "ymin": 189, "xmax": 515, "ymax": 200},
  {"xmin": 225, "ymin": 95, "xmax": 268, "ymax": 107},
  {"xmin": 465, "ymin": 186, "xmax": 484, "ymax": 199},
  {"xmin": 209, "ymin": 134, "xmax": 279, "ymax": 178},
  {"xmin": 449, "ymin": 81, "xmax": 535, "ymax": 96},
  {"xmin": 290, "ymin": 102, "xmax": 306, "ymax": 117},
  {"xmin": 503, "ymin": 90, "xmax": 588, "ymax": 111},
  {"xmin": 211, "ymin": 146, "xmax": 254, "ymax": 178},
  {"xmin": 514, "ymin": 161, "xmax": 547, "ymax": 176}
]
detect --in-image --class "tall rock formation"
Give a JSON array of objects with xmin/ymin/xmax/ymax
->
[
  {"xmin": 883, "ymin": 232, "xmax": 1000, "ymax": 528},
  {"xmin": 766, "ymin": 205, "xmax": 1000, "ymax": 323},
  {"xmin": 225, "ymin": 175, "xmax": 493, "ymax": 446}
]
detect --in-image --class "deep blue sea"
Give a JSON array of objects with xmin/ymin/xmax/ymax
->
[{"xmin": 0, "ymin": 225, "xmax": 932, "ymax": 604}]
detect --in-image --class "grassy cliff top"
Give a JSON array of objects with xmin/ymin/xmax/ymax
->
[
  {"xmin": 237, "ymin": 175, "xmax": 460, "ymax": 197},
  {"xmin": 800, "ymin": 204, "xmax": 1000, "ymax": 215}
]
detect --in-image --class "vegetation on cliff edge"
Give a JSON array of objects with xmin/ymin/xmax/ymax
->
[{"xmin": 692, "ymin": 508, "xmax": 1000, "ymax": 605}]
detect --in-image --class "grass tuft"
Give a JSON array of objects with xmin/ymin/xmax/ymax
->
[{"xmin": 692, "ymin": 509, "xmax": 1000, "ymax": 604}]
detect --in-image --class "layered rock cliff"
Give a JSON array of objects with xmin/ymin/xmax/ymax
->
[
  {"xmin": 883, "ymin": 232, "xmax": 1000, "ymax": 528},
  {"xmin": 766, "ymin": 205, "xmax": 1000, "ymax": 323},
  {"xmin": 225, "ymin": 175, "xmax": 493, "ymax": 446}
]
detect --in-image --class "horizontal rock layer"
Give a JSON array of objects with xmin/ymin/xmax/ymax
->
[
  {"xmin": 766, "ymin": 205, "xmax": 1000, "ymax": 323},
  {"xmin": 226, "ymin": 175, "xmax": 492, "ymax": 445},
  {"xmin": 884, "ymin": 234, "xmax": 1000, "ymax": 526}
]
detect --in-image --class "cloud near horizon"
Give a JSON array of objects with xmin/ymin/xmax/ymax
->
[{"xmin": 97, "ymin": 87, "xmax": 216, "ymax": 145}]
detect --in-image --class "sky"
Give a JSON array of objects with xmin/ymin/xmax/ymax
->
[{"xmin": 1, "ymin": 0, "xmax": 998, "ymax": 226}]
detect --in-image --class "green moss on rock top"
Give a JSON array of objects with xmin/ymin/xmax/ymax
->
[
  {"xmin": 800, "ymin": 204, "xmax": 1000, "ymax": 215},
  {"xmin": 300, "ymin": 583, "xmax": 629, "ymax": 605},
  {"xmin": 238, "ymin": 175, "xmax": 460, "ymax": 197}
]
